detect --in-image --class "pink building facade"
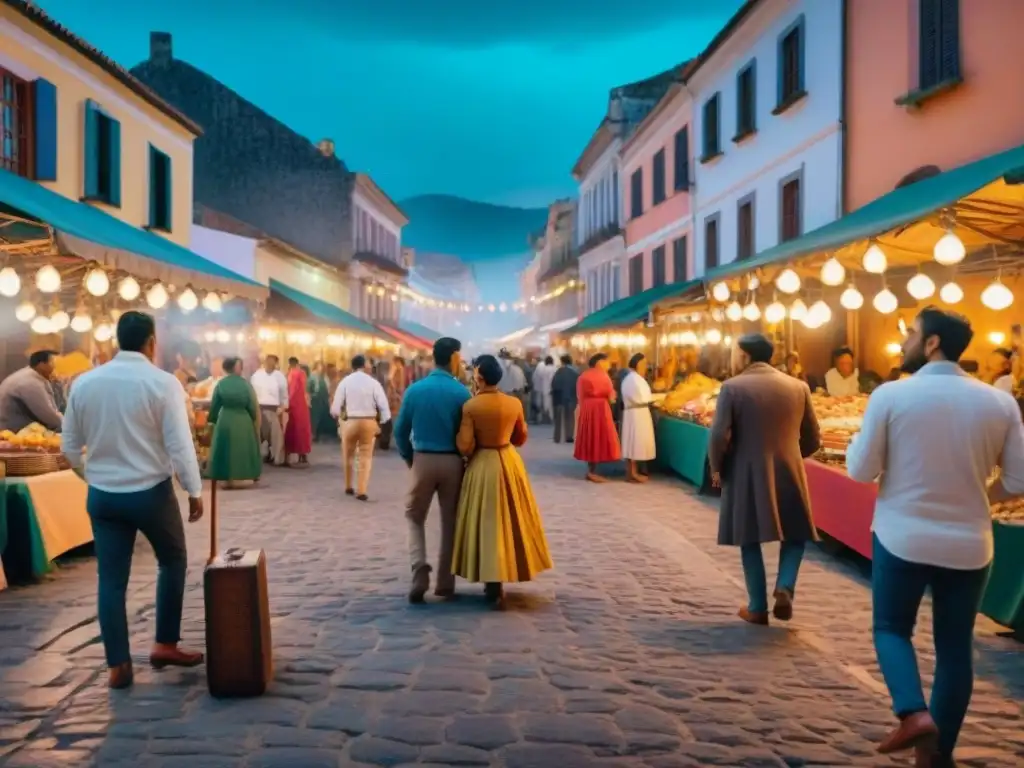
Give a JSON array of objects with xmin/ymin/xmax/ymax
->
[
  {"xmin": 846, "ymin": 0, "xmax": 1024, "ymax": 211},
  {"xmin": 619, "ymin": 81, "xmax": 694, "ymax": 295}
]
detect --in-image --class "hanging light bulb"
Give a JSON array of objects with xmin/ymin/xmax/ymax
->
[
  {"xmin": 215, "ymin": 329, "xmax": 230, "ymax": 343},
  {"xmin": 84, "ymin": 268, "xmax": 110, "ymax": 297},
  {"xmin": 93, "ymin": 323, "xmax": 114, "ymax": 343},
  {"xmin": 742, "ymin": 301, "xmax": 761, "ymax": 322},
  {"xmin": 981, "ymin": 279, "xmax": 1014, "ymax": 311},
  {"xmin": 820, "ymin": 257, "xmax": 845, "ymax": 287},
  {"xmin": 177, "ymin": 287, "xmax": 198, "ymax": 312},
  {"xmin": 0, "ymin": 267, "xmax": 21, "ymax": 297},
  {"xmin": 70, "ymin": 310, "xmax": 93, "ymax": 333},
  {"xmin": 14, "ymin": 301, "xmax": 36, "ymax": 322},
  {"xmin": 680, "ymin": 330, "xmax": 699, "ymax": 345},
  {"xmin": 747, "ymin": 275, "xmax": 760, "ymax": 291},
  {"xmin": 146, "ymin": 282, "xmax": 169, "ymax": 309},
  {"xmin": 725, "ymin": 301, "xmax": 743, "ymax": 322},
  {"xmin": 809, "ymin": 300, "xmax": 832, "ymax": 325},
  {"xmin": 939, "ymin": 281, "xmax": 963, "ymax": 305},
  {"xmin": 705, "ymin": 328, "xmax": 722, "ymax": 344},
  {"xmin": 906, "ymin": 273, "xmax": 936, "ymax": 301},
  {"xmin": 118, "ymin": 276, "xmax": 141, "ymax": 301},
  {"xmin": 873, "ymin": 288, "xmax": 899, "ymax": 314},
  {"xmin": 933, "ymin": 230, "xmax": 966, "ymax": 266},
  {"xmin": 764, "ymin": 301, "xmax": 786, "ymax": 324},
  {"xmin": 711, "ymin": 281, "xmax": 731, "ymax": 302},
  {"xmin": 202, "ymin": 291, "xmax": 223, "ymax": 312},
  {"xmin": 801, "ymin": 311, "xmax": 824, "ymax": 330},
  {"xmin": 30, "ymin": 316, "xmax": 53, "ymax": 334},
  {"xmin": 840, "ymin": 286, "xmax": 864, "ymax": 310},
  {"xmin": 775, "ymin": 268, "xmax": 801, "ymax": 294},
  {"xmin": 35, "ymin": 264, "xmax": 61, "ymax": 293},
  {"xmin": 789, "ymin": 299, "xmax": 808, "ymax": 321},
  {"xmin": 862, "ymin": 243, "xmax": 887, "ymax": 274},
  {"xmin": 49, "ymin": 309, "xmax": 70, "ymax": 331}
]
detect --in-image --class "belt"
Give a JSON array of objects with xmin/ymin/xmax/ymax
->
[
  {"xmin": 415, "ymin": 449, "xmax": 459, "ymax": 455},
  {"xmin": 478, "ymin": 444, "xmax": 510, "ymax": 449},
  {"xmin": 345, "ymin": 415, "xmax": 376, "ymax": 420}
]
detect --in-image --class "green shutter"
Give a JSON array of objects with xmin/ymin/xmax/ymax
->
[
  {"xmin": 107, "ymin": 117, "xmax": 121, "ymax": 207},
  {"xmin": 147, "ymin": 145, "xmax": 158, "ymax": 227},
  {"xmin": 32, "ymin": 79, "xmax": 58, "ymax": 181},
  {"xmin": 162, "ymin": 152, "xmax": 173, "ymax": 230},
  {"xmin": 83, "ymin": 99, "xmax": 100, "ymax": 199}
]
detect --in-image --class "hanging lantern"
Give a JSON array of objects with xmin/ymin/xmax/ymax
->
[
  {"xmin": 70, "ymin": 310, "xmax": 93, "ymax": 333},
  {"xmin": 873, "ymin": 288, "xmax": 899, "ymax": 314},
  {"xmin": 711, "ymin": 281, "xmax": 731, "ymax": 302},
  {"xmin": 147, "ymin": 282, "xmax": 169, "ymax": 309},
  {"xmin": 705, "ymin": 328, "xmax": 722, "ymax": 344},
  {"xmin": 981, "ymin": 279, "xmax": 1014, "ymax": 311},
  {"xmin": 84, "ymin": 268, "xmax": 110, "ymax": 297},
  {"xmin": 939, "ymin": 281, "xmax": 963, "ymax": 305},
  {"xmin": 50, "ymin": 310, "xmax": 70, "ymax": 331},
  {"xmin": 764, "ymin": 301, "xmax": 786, "ymax": 324},
  {"xmin": 35, "ymin": 265, "xmax": 61, "ymax": 293},
  {"xmin": 775, "ymin": 268, "xmax": 801, "ymax": 294},
  {"xmin": 862, "ymin": 243, "xmax": 887, "ymax": 274},
  {"xmin": 809, "ymin": 300, "xmax": 832, "ymax": 326},
  {"xmin": 906, "ymin": 273, "xmax": 936, "ymax": 301},
  {"xmin": 177, "ymin": 287, "xmax": 199, "ymax": 312},
  {"xmin": 742, "ymin": 301, "xmax": 761, "ymax": 322},
  {"xmin": 820, "ymin": 257, "xmax": 845, "ymax": 287},
  {"xmin": 0, "ymin": 267, "xmax": 21, "ymax": 297},
  {"xmin": 30, "ymin": 315, "xmax": 53, "ymax": 334},
  {"xmin": 14, "ymin": 301, "xmax": 36, "ymax": 322},
  {"xmin": 840, "ymin": 286, "xmax": 864, "ymax": 310},
  {"xmin": 202, "ymin": 291, "xmax": 223, "ymax": 312},
  {"xmin": 215, "ymin": 329, "xmax": 230, "ymax": 343},
  {"xmin": 94, "ymin": 323, "xmax": 114, "ymax": 342},
  {"xmin": 789, "ymin": 299, "xmax": 808, "ymax": 321},
  {"xmin": 118, "ymin": 276, "xmax": 141, "ymax": 301},
  {"xmin": 725, "ymin": 301, "xmax": 743, "ymax": 322},
  {"xmin": 933, "ymin": 230, "xmax": 966, "ymax": 266}
]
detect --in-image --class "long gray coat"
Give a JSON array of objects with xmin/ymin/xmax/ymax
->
[{"xmin": 708, "ymin": 362, "xmax": 821, "ymax": 547}]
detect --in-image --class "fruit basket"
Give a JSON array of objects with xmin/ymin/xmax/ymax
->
[{"xmin": 0, "ymin": 451, "xmax": 69, "ymax": 477}]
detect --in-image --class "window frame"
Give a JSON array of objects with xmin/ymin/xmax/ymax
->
[
  {"xmin": 672, "ymin": 235, "xmax": 688, "ymax": 283},
  {"xmin": 629, "ymin": 253, "xmax": 644, "ymax": 296},
  {"xmin": 736, "ymin": 192, "xmax": 756, "ymax": 261},
  {"xmin": 652, "ymin": 244, "xmax": 666, "ymax": 287},
  {"xmin": 778, "ymin": 168, "xmax": 804, "ymax": 243},
  {"xmin": 703, "ymin": 213, "xmax": 720, "ymax": 272},
  {"xmin": 774, "ymin": 14, "xmax": 807, "ymax": 115},
  {"xmin": 673, "ymin": 126, "xmax": 690, "ymax": 191},
  {"xmin": 918, "ymin": 0, "xmax": 961, "ymax": 91},
  {"xmin": 700, "ymin": 93, "xmax": 722, "ymax": 163},
  {"xmin": 629, "ymin": 168, "xmax": 644, "ymax": 219},
  {"xmin": 147, "ymin": 144, "xmax": 173, "ymax": 232},
  {"xmin": 652, "ymin": 148, "xmax": 667, "ymax": 206},
  {"xmin": 0, "ymin": 66, "xmax": 34, "ymax": 179},
  {"xmin": 734, "ymin": 60, "xmax": 758, "ymax": 142}
]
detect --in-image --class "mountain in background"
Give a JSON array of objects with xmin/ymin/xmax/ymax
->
[{"xmin": 399, "ymin": 195, "xmax": 549, "ymax": 261}]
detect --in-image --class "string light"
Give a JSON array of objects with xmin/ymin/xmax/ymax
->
[{"xmin": 0, "ymin": 267, "xmax": 20, "ymax": 297}]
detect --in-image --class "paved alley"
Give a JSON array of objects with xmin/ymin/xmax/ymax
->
[{"xmin": 1, "ymin": 432, "xmax": 1022, "ymax": 768}]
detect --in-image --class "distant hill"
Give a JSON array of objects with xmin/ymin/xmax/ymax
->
[{"xmin": 399, "ymin": 195, "xmax": 549, "ymax": 261}]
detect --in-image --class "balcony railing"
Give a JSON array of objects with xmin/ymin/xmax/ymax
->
[
  {"xmin": 352, "ymin": 249, "xmax": 409, "ymax": 277},
  {"xmin": 577, "ymin": 224, "xmax": 623, "ymax": 257}
]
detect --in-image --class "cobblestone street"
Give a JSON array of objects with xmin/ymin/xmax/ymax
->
[{"xmin": 1, "ymin": 431, "xmax": 1021, "ymax": 767}]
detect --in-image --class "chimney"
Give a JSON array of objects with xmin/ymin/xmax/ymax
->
[{"xmin": 150, "ymin": 32, "xmax": 172, "ymax": 65}]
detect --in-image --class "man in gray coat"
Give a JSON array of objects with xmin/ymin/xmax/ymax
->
[{"xmin": 708, "ymin": 333, "xmax": 821, "ymax": 626}]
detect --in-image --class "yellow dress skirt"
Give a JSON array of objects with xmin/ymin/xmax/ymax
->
[{"xmin": 451, "ymin": 445, "xmax": 553, "ymax": 583}]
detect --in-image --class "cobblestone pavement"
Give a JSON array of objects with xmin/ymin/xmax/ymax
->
[{"xmin": 1, "ymin": 431, "xmax": 1021, "ymax": 767}]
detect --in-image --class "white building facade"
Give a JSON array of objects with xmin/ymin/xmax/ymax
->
[{"xmin": 690, "ymin": 0, "xmax": 843, "ymax": 277}]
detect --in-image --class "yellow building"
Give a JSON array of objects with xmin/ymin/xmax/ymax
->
[{"xmin": 0, "ymin": 0, "xmax": 199, "ymax": 245}]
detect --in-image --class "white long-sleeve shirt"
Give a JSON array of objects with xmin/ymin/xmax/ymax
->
[
  {"xmin": 330, "ymin": 370, "xmax": 391, "ymax": 423},
  {"xmin": 61, "ymin": 351, "xmax": 203, "ymax": 498},
  {"xmin": 846, "ymin": 361, "xmax": 1024, "ymax": 570},
  {"xmin": 498, "ymin": 360, "xmax": 526, "ymax": 393},
  {"xmin": 250, "ymin": 368, "xmax": 289, "ymax": 408},
  {"xmin": 532, "ymin": 363, "xmax": 555, "ymax": 396},
  {"xmin": 824, "ymin": 367, "xmax": 860, "ymax": 396}
]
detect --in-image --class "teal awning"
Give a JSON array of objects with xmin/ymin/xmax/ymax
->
[
  {"xmin": 570, "ymin": 279, "xmax": 704, "ymax": 333},
  {"xmin": 705, "ymin": 142, "xmax": 1024, "ymax": 282},
  {"xmin": 399, "ymin": 319, "xmax": 441, "ymax": 342},
  {"xmin": 267, "ymin": 279, "xmax": 390, "ymax": 338},
  {"xmin": 0, "ymin": 167, "xmax": 267, "ymax": 300}
]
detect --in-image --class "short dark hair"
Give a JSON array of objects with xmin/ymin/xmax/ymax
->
[
  {"xmin": 288, "ymin": 356, "xmax": 299, "ymax": 366},
  {"xmin": 29, "ymin": 349, "xmax": 57, "ymax": 368},
  {"xmin": 560, "ymin": 354, "xmax": 573, "ymax": 365},
  {"xmin": 116, "ymin": 311, "xmax": 156, "ymax": 353},
  {"xmin": 265, "ymin": 354, "xmax": 279, "ymax": 364},
  {"xmin": 992, "ymin": 347, "xmax": 1013, "ymax": 360},
  {"xmin": 737, "ymin": 333, "xmax": 774, "ymax": 364},
  {"xmin": 475, "ymin": 354, "xmax": 503, "ymax": 386},
  {"xmin": 588, "ymin": 352, "xmax": 608, "ymax": 368},
  {"xmin": 628, "ymin": 353, "xmax": 645, "ymax": 370},
  {"xmin": 351, "ymin": 354, "xmax": 366, "ymax": 370},
  {"xmin": 832, "ymin": 346, "xmax": 854, "ymax": 362},
  {"xmin": 918, "ymin": 306, "xmax": 973, "ymax": 362},
  {"xmin": 433, "ymin": 337, "xmax": 461, "ymax": 367},
  {"xmin": 222, "ymin": 356, "xmax": 240, "ymax": 374},
  {"xmin": 544, "ymin": 356, "xmax": 554, "ymax": 365}
]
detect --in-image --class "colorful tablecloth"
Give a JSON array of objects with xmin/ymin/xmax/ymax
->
[{"xmin": 653, "ymin": 415, "xmax": 717, "ymax": 495}]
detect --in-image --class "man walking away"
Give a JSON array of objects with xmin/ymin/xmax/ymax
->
[
  {"xmin": 846, "ymin": 307, "xmax": 1024, "ymax": 766},
  {"xmin": 61, "ymin": 311, "xmax": 205, "ymax": 690},
  {"xmin": 532, "ymin": 356, "xmax": 556, "ymax": 424},
  {"xmin": 708, "ymin": 333, "xmax": 821, "ymax": 626},
  {"xmin": 394, "ymin": 338, "xmax": 470, "ymax": 603},
  {"xmin": 551, "ymin": 354, "xmax": 579, "ymax": 443},
  {"xmin": 330, "ymin": 355, "xmax": 390, "ymax": 501},
  {"xmin": 250, "ymin": 355, "xmax": 288, "ymax": 465}
]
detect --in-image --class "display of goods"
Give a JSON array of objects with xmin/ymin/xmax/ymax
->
[
  {"xmin": 0, "ymin": 424, "xmax": 63, "ymax": 453},
  {"xmin": 657, "ymin": 374, "xmax": 720, "ymax": 417},
  {"xmin": 991, "ymin": 498, "xmax": 1024, "ymax": 523}
]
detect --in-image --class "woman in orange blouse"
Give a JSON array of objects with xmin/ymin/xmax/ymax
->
[{"xmin": 452, "ymin": 354, "xmax": 553, "ymax": 609}]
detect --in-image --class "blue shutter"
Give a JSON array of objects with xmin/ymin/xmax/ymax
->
[
  {"xmin": 147, "ymin": 145, "xmax": 158, "ymax": 227},
  {"xmin": 32, "ymin": 79, "xmax": 58, "ymax": 181},
  {"xmin": 797, "ymin": 17, "xmax": 806, "ymax": 92},
  {"xmin": 83, "ymin": 99, "xmax": 100, "ymax": 199},
  {"xmin": 162, "ymin": 152, "xmax": 173, "ymax": 230},
  {"xmin": 107, "ymin": 117, "xmax": 121, "ymax": 207}
]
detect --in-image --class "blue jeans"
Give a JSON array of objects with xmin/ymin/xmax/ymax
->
[
  {"xmin": 740, "ymin": 541, "xmax": 806, "ymax": 613},
  {"xmin": 872, "ymin": 535, "xmax": 991, "ymax": 758},
  {"xmin": 87, "ymin": 479, "xmax": 188, "ymax": 667}
]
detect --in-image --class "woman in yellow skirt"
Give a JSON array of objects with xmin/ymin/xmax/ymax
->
[{"xmin": 452, "ymin": 354, "xmax": 553, "ymax": 609}]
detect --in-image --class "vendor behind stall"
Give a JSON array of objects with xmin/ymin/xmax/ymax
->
[
  {"xmin": 824, "ymin": 347, "xmax": 860, "ymax": 396},
  {"xmin": 0, "ymin": 350, "xmax": 63, "ymax": 433},
  {"xmin": 985, "ymin": 347, "xmax": 1014, "ymax": 393}
]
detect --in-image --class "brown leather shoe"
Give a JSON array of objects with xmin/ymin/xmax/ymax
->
[
  {"xmin": 409, "ymin": 564, "xmax": 431, "ymax": 604},
  {"xmin": 738, "ymin": 607, "xmax": 769, "ymax": 625},
  {"xmin": 915, "ymin": 745, "xmax": 954, "ymax": 768},
  {"xmin": 108, "ymin": 662, "xmax": 134, "ymax": 689},
  {"xmin": 878, "ymin": 711, "xmax": 939, "ymax": 754},
  {"xmin": 773, "ymin": 589, "xmax": 794, "ymax": 621},
  {"xmin": 150, "ymin": 644, "xmax": 205, "ymax": 669}
]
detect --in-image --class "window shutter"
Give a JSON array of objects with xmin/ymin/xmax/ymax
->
[
  {"xmin": 83, "ymin": 99, "xmax": 100, "ymax": 198},
  {"xmin": 939, "ymin": 0, "xmax": 960, "ymax": 80},
  {"xmin": 919, "ymin": 0, "xmax": 940, "ymax": 88},
  {"xmin": 796, "ymin": 20, "xmax": 805, "ymax": 92},
  {"xmin": 148, "ymin": 146, "xmax": 158, "ymax": 227},
  {"xmin": 107, "ymin": 116, "xmax": 121, "ymax": 207},
  {"xmin": 32, "ymin": 79, "xmax": 58, "ymax": 181},
  {"xmin": 162, "ymin": 153, "xmax": 172, "ymax": 230}
]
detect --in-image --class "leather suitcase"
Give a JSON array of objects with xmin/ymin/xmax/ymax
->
[{"xmin": 203, "ymin": 483, "xmax": 273, "ymax": 697}]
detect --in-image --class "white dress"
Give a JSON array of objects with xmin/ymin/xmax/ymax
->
[{"xmin": 620, "ymin": 371, "xmax": 656, "ymax": 461}]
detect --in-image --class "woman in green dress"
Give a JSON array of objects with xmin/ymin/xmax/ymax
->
[
  {"xmin": 307, "ymin": 361, "xmax": 333, "ymax": 442},
  {"xmin": 206, "ymin": 357, "xmax": 262, "ymax": 487}
]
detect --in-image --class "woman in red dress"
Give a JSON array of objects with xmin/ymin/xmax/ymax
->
[
  {"xmin": 284, "ymin": 357, "xmax": 313, "ymax": 465},
  {"xmin": 573, "ymin": 353, "xmax": 621, "ymax": 482}
]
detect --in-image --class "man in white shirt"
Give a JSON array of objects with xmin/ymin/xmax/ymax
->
[
  {"xmin": 250, "ymin": 355, "xmax": 289, "ymax": 466},
  {"xmin": 846, "ymin": 307, "xmax": 1024, "ymax": 765},
  {"xmin": 497, "ymin": 349, "xmax": 528, "ymax": 420},
  {"xmin": 532, "ymin": 355, "xmax": 556, "ymax": 424},
  {"xmin": 62, "ymin": 311, "xmax": 205, "ymax": 690},
  {"xmin": 823, "ymin": 346, "xmax": 860, "ymax": 396},
  {"xmin": 331, "ymin": 354, "xmax": 391, "ymax": 500}
]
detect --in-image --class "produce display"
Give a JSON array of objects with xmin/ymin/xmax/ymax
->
[
  {"xmin": 656, "ymin": 373, "xmax": 720, "ymax": 426},
  {"xmin": 991, "ymin": 498, "xmax": 1024, "ymax": 523},
  {"xmin": 0, "ymin": 423, "xmax": 63, "ymax": 453},
  {"xmin": 810, "ymin": 393, "xmax": 868, "ymax": 464}
]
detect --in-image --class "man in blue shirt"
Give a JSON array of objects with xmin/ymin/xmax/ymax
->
[{"xmin": 394, "ymin": 337, "xmax": 471, "ymax": 603}]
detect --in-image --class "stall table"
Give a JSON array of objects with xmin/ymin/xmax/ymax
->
[{"xmin": 653, "ymin": 414, "xmax": 718, "ymax": 495}]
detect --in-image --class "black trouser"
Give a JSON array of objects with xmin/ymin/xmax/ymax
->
[
  {"xmin": 553, "ymin": 402, "xmax": 575, "ymax": 443},
  {"xmin": 377, "ymin": 420, "xmax": 393, "ymax": 450}
]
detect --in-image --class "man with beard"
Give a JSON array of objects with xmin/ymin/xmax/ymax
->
[{"xmin": 846, "ymin": 306, "xmax": 1024, "ymax": 767}]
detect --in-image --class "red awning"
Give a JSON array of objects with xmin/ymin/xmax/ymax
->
[{"xmin": 376, "ymin": 324, "xmax": 431, "ymax": 351}]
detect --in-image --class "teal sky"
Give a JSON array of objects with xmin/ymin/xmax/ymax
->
[{"xmin": 34, "ymin": 0, "xmax": 741, "ymax": 207}]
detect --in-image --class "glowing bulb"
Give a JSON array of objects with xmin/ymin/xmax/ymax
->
[
  {"xmin": 801, "ymin": 312, "xmax": 824, "ymax": 330},
  {"xmin": 742, "ymin": 302, "xmax": 761, "ymax": 322},
  {"xmin": 747, "ymin": 276, "xmax": 760, "ymax": 291},
  {"xmin": 775, "ymin": 268, "xmax": 801, "ymax": 294},
  {"xmin": 711, "ymin": 281, "xmax": 731, "ymax": 302},
  {"xmin": 885, "ymin": 342, "xmax": 902, "ymax": 357},
  {"xmin": 70, "ymin": 311, "xmax": 93, "ymax": 333},
  {"xmin": 680, "ymin": 330, "xmax": 699, "ymax": 345},
  {"xmin": 724, "ymin": 335, "xmax": 732, "ymax": 346},
  {"xmin": 216, "ymin": 329, "xmax": 230, "ymax": 343},
  {"xmin": 93, "ymin": 323, "xmax": 114, "ymax": 342},
  {"xmin": 809, "ymin": 300, "xmax": 832, "ymax": 325},
  {"xmin": 933, "ymin": 230, "xmax": 965, "ymax": 266},
  {"xmin": 705, "ymin": 328, "xmax": 722, "ymax": 344},
  {"xmin": 939, "ymin": 281, "xmax": 963, "ymax": 305},
  {"xmin": 906, "ymin": 273, "xmax": 936, "ymax": 301},
  {"xmin": 725, "ymin": 301, "xmax": 743, "ymax": 322},
  {"xmin": 35, "ymin": 265, "xmax": 61, "ymax": 293},
  {"xmin": 0, "ymin": 267, "xmax": 20, "ymax": 297},
  {"xmin": 989, "ymin": 331, "xmax": 1007, "ymax": 346},
  {"xmin": 204, "ymin": 331, "xmax": 216, "ymax": 342},
  {"xmin": 30, "ymin": 316, "xmax": 53, "ymax": 334},
  {"xmin": 840, "ymin": 286, "xmax": 864, "ymax": 310},
  {"xmin": 49, "ymin": 310, "xmax": 70, "ymax": 331},
  {"xmin": 862, "ymin": 243, "xmax": 887, "ymax": 274},
  {"xmin": 202, "ymin": 291, "xmax": 223, "ymax": 312},
  {"xmin": 981, "ymin": 280, "xmax": 1014, "ymax": 311},
  {"xmin": 84, "ymin": 268, "xmax": 110, "ymax": 297},
  {"xmin": 789, "ymin": 299, "xmax": 808, "ymax": 321},
  {"xmin": 177, "ymin": 288, "xmax": 199, "ymax": 312},
  {"xmin": 820, "ymin": 258, "xmax": 845, "ymax": 287},
  {"xmin": 764, "ymin": 301, "xmax": 786, "ymax": 324},
  {"xmin": 118, "ymin": 276, "xmax": 141, "ymax": 301},
  {"xmin": 14, "ymin": 301, "xmax": 36, "ymax": 322},
  {"xmin": 873, "ymin": 288, "xmax": 898, "ymax": 314},
  {"xmin": 147, "ymin": 283, "xmax": 169, "ymax": 309}
]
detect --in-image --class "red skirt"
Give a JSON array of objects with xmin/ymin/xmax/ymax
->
[{"xmin": 574, "ymin": 399, "xmax": 621, "ymax": 464}]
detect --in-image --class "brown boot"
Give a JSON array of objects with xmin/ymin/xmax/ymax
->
[
  {"xmin": 772, "ymin": 588, "xmax": 794, "ymax": 621},
  {"xmin": 878, "ymin": 711, "xmax": 939, "ymax": 754},
  {"xmin": 150, "ymin": 644, "xmax": 204, "ymax": 669},
  {"xmin": 108, "ymin": 661, "xmax": 134, "ymax": 689},
  {"xmin": 408, "ymin": 564, "xmax": 431, "ymax": 604},
  {"xmin": 738, "ymin": 607, "xmax": 769, "ymax": 625}
]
